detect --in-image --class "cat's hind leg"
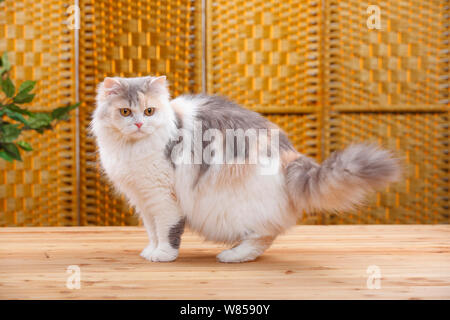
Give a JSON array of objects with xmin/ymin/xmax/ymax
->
[{"xmin": 217, "ymin": 235, "xmax": 275, "ymax": 263}]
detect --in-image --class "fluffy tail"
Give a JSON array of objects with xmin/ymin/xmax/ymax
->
[{"xmin": 285, "ymin": 144, "xmax": 401, "ymax": 214}]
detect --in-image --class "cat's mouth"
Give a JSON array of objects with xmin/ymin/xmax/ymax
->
[
  {"xmin": 127, "ymin": 126, "xmax": 156, "ymax": 138},
  {"xmin": 114, "ymin": 125, "xmax": 157, "ymax": 139},
  {"xmin": 116, "ymin": 127, "xmax": 147, "ymax": 140},
  {"xmin": 131, "ymin": 129, "xmax": 147, "ymax": 136}
]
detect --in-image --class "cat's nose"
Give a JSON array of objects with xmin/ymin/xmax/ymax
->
[{"xmin": 134, "ymin": 122, "xmax": 143, "ymax": 129}]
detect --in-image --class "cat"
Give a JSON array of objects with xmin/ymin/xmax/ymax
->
[{"xmin": 91, "ymin": 75, "xmax": 400, "ymax": 263}]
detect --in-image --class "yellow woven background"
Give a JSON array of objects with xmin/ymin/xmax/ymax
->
[
  {"xmin": 78, "ymin": 0, "xmax": 203, "ymax": 225},
  {"xmin": 0, "ymin": 0, "xmax": 77, "ymax": 226},
  {"xmin": 1, "ymin": 0, "xmax": 448, "ymax": 226},
  {"xmin": 320, "ymin": 0, "xmax": 449, "ymax": 224}
]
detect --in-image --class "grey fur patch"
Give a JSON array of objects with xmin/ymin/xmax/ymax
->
[
  {"xmin": 174, "ymin": 111, "xmax": 183, "ymax": 129},
  {"xmin": 190, "ymin": 94, "xmax": 295, "ymax": 185},
  {"xmin": 115, "ymin": 78, "xmax": 147, "ymax": 106},
  {"xmin": 279, "ymin": 131, "xmax": 295, "ymax": 153},
  {"xmin": 164, "ymin": 111, "xmax": 184, "ymax": 168},
  {"xmin": 108, "ymin": 76, "xmax": 168, "ymax": 106},
  {"xmin": 123, "ymin": 84, "xmax": 142, "ymax": 107},
  {"xmin": 286, "ymin": 156, "xmax": 320, "ymax": 199},
  {"xmin": 168, "ymin": 217, "xmax": 186, "ymax": 249},
  {"xmin": 164, "ymin": 139, "xmax": 180, "ymax": 169}
]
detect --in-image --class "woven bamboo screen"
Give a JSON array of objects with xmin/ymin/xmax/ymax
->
[
  {"xmin": 321, "ymin": 0, "xmax": 449, "ymax": 224},
  {"xmin": 78, "ymin": 0, "xmax": 202, "ymax": 225},
  {"xmin": 206, "ymin": 0, "xmax": 323, "ymax": 163},
  {"xmin": 0, "ymin": 0, "xmax": 77, "ymax": 226},
  {"xmin": 206, "ymin": 0, "xmax": 449, "ymax": 224},
  {"xmin": 1, "ymin": 0, "xmax": 448, "ymax": 226}
]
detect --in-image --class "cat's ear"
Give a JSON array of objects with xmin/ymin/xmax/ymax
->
[
  {"xmin": 145, "ymin": 76, "xmax": 170, "ymax": 99},
  {"xmin": 104, "ymin": 77, "xmax": 120, "ymax": 89},
  {"xmin": 99, "ymin": 77, "xmax": 123, "ymax": 99},
  {"xmin": 149, "ymin": 76, "xmax": 167, "ymax": 87}
]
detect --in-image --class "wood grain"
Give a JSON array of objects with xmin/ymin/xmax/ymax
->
[{"xmin": 0, "ymin": 226, "xmax": 449, "ymax": 299}]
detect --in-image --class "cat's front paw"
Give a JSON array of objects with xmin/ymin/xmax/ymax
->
[
  {"xmin": 149, "ymin": 247, "xmax": 179, "ymax": 262},
  {"xmin": 140, "ymin": 244, "xmax": 157, "ymax": 260}
]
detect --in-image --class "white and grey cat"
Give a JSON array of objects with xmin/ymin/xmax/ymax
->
[{"xmin": 91, "ymin": 76, "xmax": 400, "ymax": 263}]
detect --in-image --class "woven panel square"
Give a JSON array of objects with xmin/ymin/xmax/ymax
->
[
  {"xmin": 265, "ymin": 113, "xmax": 320, "ymax": 160},
  {"xmin": 325, "ymin": 0, "xmax": 448, "ymax": 108},
  {"xmin": 207, "ymin": 0, "xmax": 321, "ymax": 110}
]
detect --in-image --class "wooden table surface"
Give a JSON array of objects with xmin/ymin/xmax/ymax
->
[{"xmin": 0, "ymin": 225, "xmax": 449, "ymax": 299}]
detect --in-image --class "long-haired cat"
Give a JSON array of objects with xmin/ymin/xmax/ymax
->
[{"xmin": 91, "ymin": 76, "xmax": 400, "ymax": 263}]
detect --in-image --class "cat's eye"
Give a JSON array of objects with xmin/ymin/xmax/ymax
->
[
  {"xmin": 119, "ymin": 108, "xmax": 132, "ymax": 117},
  {"xmin": 144, "ymin": 107, "xmax": 155, "ymax": 116}
]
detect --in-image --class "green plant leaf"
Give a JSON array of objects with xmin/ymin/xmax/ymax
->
[
  {"xmin": 0, "ymin": 123, "xmax": 21, "ymax": 143},
  {"xmin": 1, "ymin": 77, "xmax": 15, "ymax": 97},
  {"xmin": 0, "ymin": 150, "xmax": 14, "ymax": 162},
  {"xmin": 13, "ymin": 92, "xmax": 35, "ymax": 104},
  {"xmin": 0, "ymin": 52, "xmax": 11, "ymax": 75},
  {"xmin": 17, "ymin": 141, "xmax": 32, "ymax": 151},
  {"xmin": 18, "ymin": 80, "xmax": 36, "ymax": 94},
  {"xmin": 14, "ymin": 80, "xmax": 36, "ymax": 103},
  {"xmin": 3, "ymin": 108, "xmax": 28, "ymax": 125},
  {"xmin": 27, "ymin": 112, "xmax": 53, "ymax": 130},
  {"xmin": 51, "ymin": 102, "xmax": 80, "ymax": 120},
  {"xmin": 5, "ymin": 104, "xmax": 32, "ymax": 116},
  {"xmin": 0, "ymin": 51, "xmax": 81, "ymax": 163},
  {"xmin": 2, "ymin": 143, "xmax": 22, "ymax": 161}
]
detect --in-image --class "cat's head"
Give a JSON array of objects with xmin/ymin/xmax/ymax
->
[{"xmin": 93, "ymin": 76, "xmax": 172, "ymax": 140}]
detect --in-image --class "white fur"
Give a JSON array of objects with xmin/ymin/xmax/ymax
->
[{"xmin": 93, "ymin": 78, "xmax": 183, "ymax": 262}]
